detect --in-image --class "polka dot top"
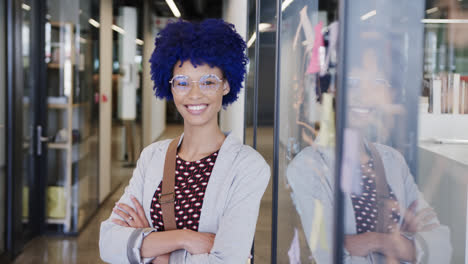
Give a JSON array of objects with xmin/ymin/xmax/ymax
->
[
  {"xmin": 351, "ymin": 158, "xmax": 401, "ymax": 234},
  {"xmin": 150, "ymin": 150, "xmax": 219, "ymax": 231}
]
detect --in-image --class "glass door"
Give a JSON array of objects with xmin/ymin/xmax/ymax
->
[
  {"xmin": 20, "ymin": 0, "xmax": 38, "ymax": 241},
  {"xmin": 43, "ymin": 0, "xmax": 101, "ymax": 233}
]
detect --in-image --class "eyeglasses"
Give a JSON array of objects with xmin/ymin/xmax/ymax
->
[{"xmin": 169, "ymin": 74, "xmax": 225, "ymax": 95}]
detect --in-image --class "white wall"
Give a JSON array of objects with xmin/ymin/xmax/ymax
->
[
  {"xmin": 142, "ymin": 1, "xmax": 166, "ymax": 147},
  {"xmin": 99, "ymin": 0, "xmax": 113, "ymax": 203},
  {"xmin": 221, "ymin": 0, "xmax": 247, "ymax": 142},
  {"xmin": 117, "ymin": 7, "xmax": 138, "ymax": 121}
]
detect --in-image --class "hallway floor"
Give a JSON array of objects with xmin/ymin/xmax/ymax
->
[{"xmin": 11, "ymin": 125, "xmax": 307, "ymax": 264}]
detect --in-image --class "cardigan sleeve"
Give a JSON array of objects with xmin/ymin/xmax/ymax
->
[
  {"xmin": 170, "ymin": 147, "xmax": 271, "ymax": 264},
  {"xmin": 396, "ymin": 150, "xmax": 452, "ymax": 264},
  {"xmin": 99, "ymin": 143, "xmax": 158, "ymax": 264}
]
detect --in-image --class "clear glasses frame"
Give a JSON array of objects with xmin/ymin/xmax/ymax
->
[{"xmin": 169, "ymin": 74, "xmax": 226, "ymax": 95}]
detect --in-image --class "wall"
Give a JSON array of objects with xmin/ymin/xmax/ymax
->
[
  {"xmin": 99, "ymin": 0, "xmax": 113, "ymax": 203},
  {"xmin": 221, "ymin": 0, "xmax": 247, "ymax": 142},
  {"xmin": 142, "ymin": 2, "xmax": 166, "ymax": 147}
]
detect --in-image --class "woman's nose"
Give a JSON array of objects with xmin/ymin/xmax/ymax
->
[{"xmin": 187, "ymin": 82, "xmax": 203, "ymax": 99}]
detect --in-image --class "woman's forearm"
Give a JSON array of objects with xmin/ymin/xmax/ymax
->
[
  {"xmin": 345, "ymin": 232, "xmax": 415, "ymax": 262},
  {"xmin": 376, "ymin": 233, "xmax": 415, "ymax": 262},
  {"xmin": 140, "ymin": 229, "xmax": 187, "ymax": 258},
  {"xmin": 345, "ymin": 232, "xmax": 381, "ymax": 257}
]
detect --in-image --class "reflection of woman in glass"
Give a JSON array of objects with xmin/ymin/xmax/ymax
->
[
  {"xmin": 99, "ymin": 20, "xmax": 270, "ymax": 263},
  {"xmin": 287, "ymin": 48, "xmax": 451, "ymax": 263}
]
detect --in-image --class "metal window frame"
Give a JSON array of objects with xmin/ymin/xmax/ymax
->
[{"xmin": 332, "ymin": 0, "xmax": 349, "ymax": 263}]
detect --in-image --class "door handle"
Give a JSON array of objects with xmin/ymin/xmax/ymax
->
[{"xmin": 36, "ymin": 125, "xmax": 50, "ymax": 156}]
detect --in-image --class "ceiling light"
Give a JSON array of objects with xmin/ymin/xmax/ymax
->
[
  {"xmin": 112, "ymin": 25, "xmax": 125, "ymax": 35},
  {"xmin": 361, "ymin": 10, "xmax": 376, "ymax": 21},
  {"xmin": 259, "ymin": 23, "xmax": 273, "ymax": 32},
  {"xmin": 247, "ymin": 33, "xmax": 256, "ymax": 48},
  {"xmin": 281, "ymin": 0, "xmax": 294, "ymax": 12},
  {"xmin": 135, "ymin": 39, "xmax": 144, "ymax": 45},
  {"xmin": 88, "ymin": 19, "xmax": 100, "ymax": 28},
  {"xmin": 22, "ymin": 4, "xmax": 31, "ymax": 11},
  {"xmin": 426, "ymin": 7, "xmax": 439, "ymax": 15},
  {"xmin": 165, "ymin": 0, "xmax": 181, "ymax": 18}
]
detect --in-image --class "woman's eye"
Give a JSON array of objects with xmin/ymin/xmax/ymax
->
[
  {"xmin": 203, "ymin": 81, "xmax": 215, "ymax": 85},
  {"xmin": 177, "ymin": 81, "xmax": 189, "ymax": 86}
]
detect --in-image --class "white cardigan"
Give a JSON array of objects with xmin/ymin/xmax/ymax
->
[{"xmin": 99, "ymin": 133, "xmax": 271, "ymax": 264}]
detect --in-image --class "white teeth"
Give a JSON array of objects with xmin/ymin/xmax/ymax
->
[{"xmin": 187, "ymin": 105, "xmax": 207, "ymax": 111}]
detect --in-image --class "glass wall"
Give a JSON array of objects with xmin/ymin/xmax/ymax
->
[
  {"xmin": 246, "ymin": 0, "xmax": 278, "ymax": 262},
  {"xmin": 275, "ymin": 0, "xmax": 464, "ymax": 263},
  {"xmin": 277, "ymin": 0, "xmax": 338, "ymax": 263},
  {"xmin": 337, "ymin": 0, "xmax": 430, "ymax": 263},
  {"xmin": 21, "ymin": 0, "xmax": 35, "ymax": 238},
  {"xmin": 0, "ymin": 0, "xmax": 5, "ymax": 255},
  {"xmin": 45, "ymin": 0, "xmax": 100, "ymax": 233}
]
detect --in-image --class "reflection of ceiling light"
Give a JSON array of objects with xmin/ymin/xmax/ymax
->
[
  {"xmin": 88, "ymin": 19, "xmax": 100, "ymax": 28},
  {"xmin": 259, "ymin": 23, "xmax": 272, "ymax": 32},
  {"xmin": 79, "ymin": 37, "xmax": 87, "ymax": 44},
  {"xmin": 281, "ymin": 0, "xmax": 294, "ymax": 12},
  {"xmin": 112, "ymin": 25, "xmax": 125, "ymax": 34},
  {"xmin": 422, "ymin": 19, "xmax": 468, "ymax": 24},
  {"xmin": 426, "ymin": 7, "xmax": 439, "ymax": 15},
  {"xmin": 361, "ymin": 10, "xmax": 376, "ymax": 21},
  {"xmin": 247, "ymin": 33, "xmax": 256, "ymax": 48},
  {"xmin": 135, "ymin": 39, "xmax": 144, "ymax": 45},
  {"xmin": 165, "ymin": 0, "xmax": 181, "ymax": 18},
  {"xmin": 22, "ymin": 4, "xmax": 31, "ymax": 11}
]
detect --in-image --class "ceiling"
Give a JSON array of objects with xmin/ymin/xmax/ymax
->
[{"xmin": 151, "ymin": 0, "xmax": 223, "ymax": 21}]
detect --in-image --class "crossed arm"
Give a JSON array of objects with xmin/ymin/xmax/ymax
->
[{"xmin": 112, "ymin": 195, "xmax": 215, "ymax": 263}]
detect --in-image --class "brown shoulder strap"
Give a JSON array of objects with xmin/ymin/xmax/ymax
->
[
  {"xmin": 160, "ymin": 137, "xmax": 180, "ymax": 231},
  {"xmin": 367, "ymin": 142, "xmax": 391, "ymax": 233}
]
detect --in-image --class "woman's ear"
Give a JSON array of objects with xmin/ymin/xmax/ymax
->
[{"xmin": 222, "ymin": 81, "xmax": 230, "ymax": 96}]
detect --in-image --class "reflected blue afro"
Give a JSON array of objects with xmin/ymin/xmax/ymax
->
[{"xmin": 150, "ymin": 19, "xmax": 248, "ymax": 106}]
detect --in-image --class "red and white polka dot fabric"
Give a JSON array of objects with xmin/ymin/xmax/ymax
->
[
  {"xmin": 350, "ymin": 158, "xmax": 401, "ymax": 234},
  {"xmin": 150, "ymin": 151, "xmax": 219, "ymax": 231}
]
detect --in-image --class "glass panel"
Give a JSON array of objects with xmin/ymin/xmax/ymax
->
[
  {"xmin": 277, "ymin": 0, "xmax": 338, "ymax": 262},
  {"xmin": 0, "ymin": 0, "xmax": 6, "ymax": 255},
  {"xmin": 21, "ymin": 0, "xmax": 34, "ymax": 236},
  {"xmin": 337, "ymin": 0, "xmax": 453, "ymax": 263},
  {"xmin": 418, "ymin": 0, "xmax": 468, "ymax": 263},
  {"xmin": 45, "ymin": 0, "xmax": 100, "ymax": 233},
  {"xmin": 247, "ymin": 0, "xmax": 278, "ymax": 262},
  {"xmin": 111, "ymin": 3, "xmax": 143, "ymax": 191}
]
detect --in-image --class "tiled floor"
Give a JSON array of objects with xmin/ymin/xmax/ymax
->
[{"xmin": 12, "ymin": 125, "xmax": 307, "ymax": 264}]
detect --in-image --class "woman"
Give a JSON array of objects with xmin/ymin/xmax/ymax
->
[
  {"xmin": 99, "ymin": 19, "xmax": 270, "ymax": 264},
  {"xmin": 286, "ymin": 48, "xmax": 451, "ymax": 263}
]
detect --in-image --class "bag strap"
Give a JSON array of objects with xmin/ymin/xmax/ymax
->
[
  {"xmin": 160, "ymin": 137, "xmax": 180, "ymax": 231},
  {"xmin": 367, "ymin": 142, "xmax": 391, "ymax": 233}
]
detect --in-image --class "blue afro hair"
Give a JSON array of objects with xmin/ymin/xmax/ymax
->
[{"xmin": 149, "ymin": 19, "xmax": 248, "ymax": 106}]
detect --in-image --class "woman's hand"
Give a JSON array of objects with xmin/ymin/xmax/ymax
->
[
  {"xmin": 112, "ymin": 195, "xmax": 150, "ymax": 228},
  {"xmin": 401, "ymin": 200, "xmax": 439, "ymax": 234},
  {"xmin": 183, "ymin": 229, "xmax": 216, "ymax": 255}
]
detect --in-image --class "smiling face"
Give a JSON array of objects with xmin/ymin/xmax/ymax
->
[{"xmin": 171, "ymin": 61, "xmax": 230, "ymax": 128}]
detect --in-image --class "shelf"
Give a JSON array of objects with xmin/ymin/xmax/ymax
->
[
  {"xmin": 48, "ymin": 142, "xmax": 69, "ymax": 149},
  {"xmin": 47, "ymin": 102, "xmax": 89, "ymax": 109},
  {"xmin": 48, "ymin": 103, "xmax": 69, "ymax": 109},
  {"xmin": 47, "ymin": 218, "xmax": 66, "ymax": 225},
  {"xmin": 48, "ymin": 63, "xmax": 61, "ymax": 69}
]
